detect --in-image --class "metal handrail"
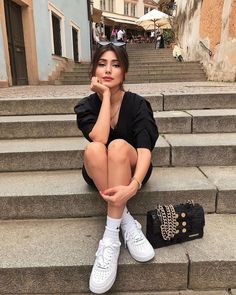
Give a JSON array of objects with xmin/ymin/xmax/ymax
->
[{"xmin": 199, "ymin": 41, "xmax": 213, "ymax": 57}]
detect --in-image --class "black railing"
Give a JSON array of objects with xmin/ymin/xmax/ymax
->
[{"xmin": 199, "ymin": 41, "xmax": 212, "ymax": 57}]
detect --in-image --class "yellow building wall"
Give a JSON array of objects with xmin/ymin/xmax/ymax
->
[
  {"xmin": 0, "ymin": 0, "xmax": 39, "ymax": 87},
  {"xmin": 175, "ymin": 0, "xmax": 236, "ymax": 82}
]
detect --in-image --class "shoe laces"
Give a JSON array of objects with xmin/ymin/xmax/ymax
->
[
  {"xmin": 95, "ymin": 239, "xmax": 120, "ymax": 270},
  {"xmin": 123, "ymin": 220, "xmax": 144, "ymax": 248}
]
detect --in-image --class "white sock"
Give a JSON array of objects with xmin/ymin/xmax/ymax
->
[
  {"xmin": 103, "ymin": 216, "xmax": 121, "ymax": 241},
  {"xmin": 121, "ymin": 206, "xmax": 134, "ymax": 227}
]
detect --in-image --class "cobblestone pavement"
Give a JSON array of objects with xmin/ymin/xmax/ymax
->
[{"xmin": 1, "ymin": 81, "xmax": 236, "ymax": 99}]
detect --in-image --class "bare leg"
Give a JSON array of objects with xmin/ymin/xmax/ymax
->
[
  {"xmin": 83, "ymin": 142, "xmax": 108, "ymax": 191},
  {"xmin": 107, "ymin": 139, "xmax": 138, "ymax": 218}
]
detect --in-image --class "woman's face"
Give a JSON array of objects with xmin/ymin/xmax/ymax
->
[{"xmin": 95, "ymin": 50, "xmax": 125, "ymax": 89}]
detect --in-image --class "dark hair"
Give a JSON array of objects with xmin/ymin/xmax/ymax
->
[{"xmin": 89, "ymin": 44, "xmax": 129, "ymax": 84}]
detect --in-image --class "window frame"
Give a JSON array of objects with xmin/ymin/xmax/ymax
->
[
  {"xmin": 70, "ymin": 21, "xmax": 81, "ymax": 62},
  {"xmin": 48, "ymin": 2, "xmax": 66, "ymax": 57}
]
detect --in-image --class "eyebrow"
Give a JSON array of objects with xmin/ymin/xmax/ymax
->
[{"xmin": 98, "ymin": 58, "xmax": 120, "ymax": 62}]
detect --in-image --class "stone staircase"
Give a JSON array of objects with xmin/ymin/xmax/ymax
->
[
  {"xmin": 55, "ymin": 45, "xmax": 207, "ymax": 85},
  {"xmin": 0, "ymin": 90, "xmax": 235, "ymax": 293}
]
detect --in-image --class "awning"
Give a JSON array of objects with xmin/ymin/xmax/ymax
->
[
  {"xmin": 102, "ymin": 12, "xmax": 141, "ymax": 28},
  {"xmin": 91, "ymin": 8, "xmax": 102, "ymax": 23},
  {"xmin": 103, "ymin": 16, "xmax": 137, "ymax": 25}
]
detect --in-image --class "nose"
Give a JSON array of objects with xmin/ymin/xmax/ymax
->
[{"xmin": 105, "ymin": 63, "xmax": 111, "ymax": 74}]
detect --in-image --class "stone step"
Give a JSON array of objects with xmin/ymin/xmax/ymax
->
[
  {"xmin": 62, "ymin": 70, "xmax": 205, "ymax": 78},
  {"xmin": 0, "ymin": 133, "xmax": 236, "ymax": 171},
  {"xmin": 164, "ymin": 92, "xmax": 236, "ymax": 110},
  {"xmin": 1, "ymin": 165, "xmax": 235, "ymax": 219},
  {"xmin": 56, "ymin": 77, "xmax": 207, "ymax": 85},
  {"xmin": 1, "ymin": 109, "xmax": 236, "ymax": 139},
  {"xmin": 163, "ymin": 133, "xmax": 236, "ymax": 166},
  {"xmin": 64, "ymin": 66, "xmax": 204, "ymax": 73},
  {"xmin": 0, "ymin": 136, "xmax": 168, "ymax": 171},
  {"xmin": 1, "ymin": 93, "xmax": 236, "ymax": 116},
  {"xmin": 0, "ymin": 214, "xmax": 234, "ymax": 293},
  {"xmin": 0, "ymin": 94, "xmax": 163, "ymax": 116},
  {"xmin": 73, "ymin": 62, "xmax": 202, "ymax": 69},
  {"xmin": 59, "ymin": 75, "xmax": 206, "ymax": 82}
]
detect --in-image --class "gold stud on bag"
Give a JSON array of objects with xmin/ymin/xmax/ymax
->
[{"xmin": 146, "ymin": 200, "xmax": 205, "ymax": 248}]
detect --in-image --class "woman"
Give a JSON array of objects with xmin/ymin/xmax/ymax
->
[{"xmin": 74, "ymin": 42, "xmax": 159, "ymax": 294}]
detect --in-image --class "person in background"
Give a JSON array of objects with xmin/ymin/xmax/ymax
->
[
  {"xmin": 172, "ymin": 43, "xmax": 184, "ymax": 62},
  {"xmin": 117, "ymin": 27, "xmax": 125, "ymax": 42},
  {"xmin": 100, "ymin": 32, "xmax": 107, "ymax": 41},
  {"xmin": 110, "ymin": 26, "xmax": 118, "ymax": 42},
  {"xmin": 93, "ymin": 23, "xmax": 100, "ymax": 44},
  {"xmin": 150, "ymin": 31, "xmax": 155, "ymax": 43},
  {"xmin": 74, "ymin": 43, "xmax": 159, "ymax": 294}
]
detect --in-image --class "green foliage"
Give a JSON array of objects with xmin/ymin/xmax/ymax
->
[{"xmin": 163, "ymin": 29, "xmax": 175, "ymax": 44}]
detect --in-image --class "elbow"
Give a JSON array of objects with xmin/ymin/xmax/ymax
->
[{"xmin": 89, "ymin": 132, "xmax": 108, "ymax": 145}]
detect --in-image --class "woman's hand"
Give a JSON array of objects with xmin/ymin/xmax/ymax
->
[
  {"xmin": 90, "ymin": 76, "xmax": 110, "ymax": 97},
  {"xmin": 99, "ymin": 182, "xmax": 139, "ymax": 207}
]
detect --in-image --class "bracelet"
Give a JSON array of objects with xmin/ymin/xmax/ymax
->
[{"xmin": 132, "ymin": 177, "xmax": 142, "ymax": 190}]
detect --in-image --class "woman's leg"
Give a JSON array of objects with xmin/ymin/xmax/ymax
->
[
  {"xmin": 83, "ymin": 142, "xmax": 108, "ymax": 191},
  {"xmin": 107, "ymin": 139, "xmax": 138, "ymax": 218}
]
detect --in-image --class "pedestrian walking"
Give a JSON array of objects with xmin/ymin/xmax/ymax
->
[
  {"xmin": 74, "ymin": 42, "xmax": 159, "ymax": 294},
  {"xmin": 172, "ymin": 43, "xmax": 184, "ymax": 62},
  {"xmin": 93, "ymin": 23, "xmax": 100, "ymax": 44},
  {"xmin": 110, "ymin": 26, "xmax": 118, "ymax": 42}
]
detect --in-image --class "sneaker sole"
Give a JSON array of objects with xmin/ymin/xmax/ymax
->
[
  {"xmin": 129, "ymin": 249, "xmax": 155, "ymax": 262},
  {"xmin": 89, "ymin": 269, "xmax": 117, "ymax": 294}
]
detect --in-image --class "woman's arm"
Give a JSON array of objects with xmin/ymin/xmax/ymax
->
[
  {"xmin": 129, "ymin": 148, "xmax": 151, "ymax": 191},
  {"xmin": 100, "ymin": 148, "xmax": 151, "ymax": 206},
  {"xmin": 88, "ymin": 77, "xmax": 111, "ymax": 144}
]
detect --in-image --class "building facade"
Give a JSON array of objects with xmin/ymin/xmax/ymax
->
[
  {"xmin": 92, "ymin": 0, "xmax": 158, "ymax": 35},
  {"xmin": 0, "ymin": 0, "xmax": 91, "ymax": 87},
  {"xmin": 174, "ymin": 0, "xmax": 236, "ymax": 81}
]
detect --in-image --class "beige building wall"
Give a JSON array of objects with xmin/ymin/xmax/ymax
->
[
  {"xmin": 175, "ymin": 0, "xmax": 236, "ymax": 82},
  {"xmin": 0, "ymin": 0, "xmax": 39, "ymax": 87},
  {"xmin": 93, "ymin": 0, "xmax": 157, "ymax": 17}
]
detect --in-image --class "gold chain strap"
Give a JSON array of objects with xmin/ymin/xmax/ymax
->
[
  {"xmin": 157, "ymin": 201, "xmax": 194, "ymax": 241},
  {"xmin": 157, "ymin": 204, "xmax": 177, "ymax": 241}
]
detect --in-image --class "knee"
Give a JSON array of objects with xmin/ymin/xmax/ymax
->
[
  {"xmin": 84, "ymin": 142, "xmax": 107, "ymax": 161},
  {"xmin": 108, "ymin": 139, "xmax": 129, "ymax": 164}
]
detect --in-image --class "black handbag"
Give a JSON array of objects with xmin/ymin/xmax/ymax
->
[{"xmin": 146, "ymin": 200, "xmax": 205, "ymax": 248}]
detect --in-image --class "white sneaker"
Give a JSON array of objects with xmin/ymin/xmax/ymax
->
[
  {"xmin": 121, "ymin": 220, "xmax": 155, "ymax": 262},
  {"xmin": 89, "ymin": 237, "xmax": 121, "ymax": 294}
]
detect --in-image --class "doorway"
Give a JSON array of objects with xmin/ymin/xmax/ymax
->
[
  {"xmin": 72, "ymin": 27, "xmax": 79, "ymax": 62},
  {"xmin": 4, "ymin": 0, "xmax": 28, "ymax": 85}
]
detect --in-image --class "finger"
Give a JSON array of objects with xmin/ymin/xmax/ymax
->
[
  {"xmin": 102, "ymin": 187, "xmax": 117, "ymax": 196},
  {"xmin": 99, "ymin": 191, "xmax": 111, "ymax": 201}
]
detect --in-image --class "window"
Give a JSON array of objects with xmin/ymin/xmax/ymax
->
[
  {"xmin": 107, "ymin": 0, "xmax": 114, "ymax": 12},
  {"xmin": 131, "ymin": 3, "xmax": 136, "ymax": 16},
  {"xmin": 52, "ymin": 13, "xmax": 62, "ymax": 56},
  {"xmin": 124, "ymin": 2, "xmax": 129, "ymax": 15},
  {"xmin": 100, "ymin": 0, "xmax": 105, "ymax": 10},
  {"xmin": 144, "ymin": 6, "xmax": 149, "ymax": 14},
  {"xmin": 48, "ymin": 2, "xmax": 66, "ymax": 57}
]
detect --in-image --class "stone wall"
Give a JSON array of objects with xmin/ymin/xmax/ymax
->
[{"xmin": 175, "ymin": 0, "xmax": 236, "ymax": 82}]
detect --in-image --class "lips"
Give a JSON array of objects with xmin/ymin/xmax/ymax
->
[{"xmin": 102, "ymin": 76, "xmax": 114, "ymax": 81}]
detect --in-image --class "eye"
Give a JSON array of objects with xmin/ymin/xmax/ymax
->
[
  {"xmin": 113, "ymin": 64, "xmax": 120, "ymax": 68},
  {"xmin": 98, "ymin": 62, "xmax": 106, "ymax": 67}
]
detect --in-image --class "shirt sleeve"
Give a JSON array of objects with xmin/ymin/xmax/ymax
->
[
  {"xmin": 74, "ymin": 96, "xmax": 98, "ymax": 142},
  {"xmin": 132, "ymin": 98, "xmax": 159, "ymax": 151}
]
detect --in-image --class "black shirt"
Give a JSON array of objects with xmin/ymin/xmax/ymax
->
[{"xmin": 74, "ymin": 91, "xmax": 159, "ymax": 151}]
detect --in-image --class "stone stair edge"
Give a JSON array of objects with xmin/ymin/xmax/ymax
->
[
  {"xmin": 1, "ymin": 109, "xmax": 236, "ymax": 139},
  {"xmin": 1, "ymin": 91, "xmax": 236, "ymax": 102},
  {"xmin": 0, "ymin": 214, "xmax": 235, "ymax": 293},
  {"xmin": 0, "ymin": 165, "xmax": 235, "ymax": 218},
  {"xmin": 0, "ymin": 134, "xmax": 236, "ymax": 171}
]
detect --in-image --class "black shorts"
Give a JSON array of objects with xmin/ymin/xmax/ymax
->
[{"xmin": 82, "ymin": 164, "xmax": 153, "ymax": 190}]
